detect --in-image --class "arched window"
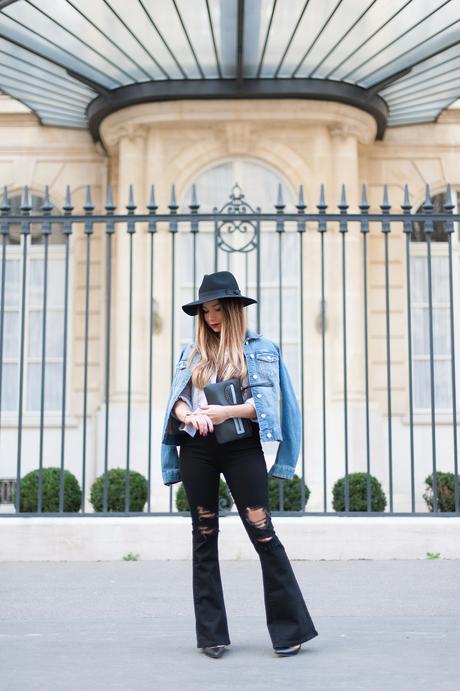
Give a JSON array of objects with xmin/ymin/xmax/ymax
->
[
  {"xmin": 0, "ymin": 191, "xmax": 68, "ymax": 413},
  {"xmin": 178, "ymin": 158, "xmax": 301, "ymax": 395}
]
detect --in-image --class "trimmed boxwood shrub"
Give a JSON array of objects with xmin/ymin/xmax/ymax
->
[
  {"xmin": 90, "ymin": 468, "xmax": 148, "ymax": 512},
  {"xmin": 175, "ymin": 478, "xmax": 234, "ymax": 512},
  {"xmin": 332, "ymin": 471, "xmax": 387, "ymax": 512},
  {"xmin": 12, "ymin": 467, "xmax": 81, "ymax": 513},
  {"xmin": 423, "ymin": 471, "xmax": 459, "ymax": 512},
  {"xmin": 268, "ymin": 474, "xmax": 310, "ymax": 511}
]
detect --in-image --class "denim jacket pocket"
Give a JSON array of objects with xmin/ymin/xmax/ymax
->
[{"xmin": 255, "ymin": 352, "xmax": 279, "ymax": 380}]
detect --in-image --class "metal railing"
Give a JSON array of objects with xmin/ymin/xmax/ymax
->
[{"xmin": 1, "ymin": 182, "xmax": 459, "ymax": 516}]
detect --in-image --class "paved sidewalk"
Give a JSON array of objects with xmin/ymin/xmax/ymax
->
[{"xmin": 0, "ymin": 559, "xmax": 459, "ymax": 691}]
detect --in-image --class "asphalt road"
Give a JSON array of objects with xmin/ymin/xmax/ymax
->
[{"xmin": 0, "ymin": 558, "xmax": 459, "ymax": 691}]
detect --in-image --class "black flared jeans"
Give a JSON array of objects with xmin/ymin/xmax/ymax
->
[{"xmin": 178, "ymin": 424, "xmax": 319, "ymax": 649}]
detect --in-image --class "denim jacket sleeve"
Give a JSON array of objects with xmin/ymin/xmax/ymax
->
[{"xmin": 268, "ymin": 345, "xmax": 302, "ymax": 481}]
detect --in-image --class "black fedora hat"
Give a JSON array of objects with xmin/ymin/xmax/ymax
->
[{"xmin": 182, "ymin": 271, "xmax": 257, "ymax": 316}]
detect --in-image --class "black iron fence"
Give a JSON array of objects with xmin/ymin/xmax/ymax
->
[{"xmin": 0, "ymin": 182, "xmax": 459, "ymax": 516}]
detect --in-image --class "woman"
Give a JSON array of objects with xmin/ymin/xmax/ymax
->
[{"xmin": 160, "ymin": 271, "xmax": 318, "ymax": 658}]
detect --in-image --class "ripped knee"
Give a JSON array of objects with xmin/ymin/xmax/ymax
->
[
  {"xmin": 245, "ymin": 506, "xmax": 276, "ymax": 548},
  {"xmin": 196, "ymin": 505, "xmax": 219, "ymax": 539}
]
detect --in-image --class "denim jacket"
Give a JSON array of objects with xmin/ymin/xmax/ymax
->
[{"xmin": 160, "ymin": 328, "xmax": 301, "ymax": 485}]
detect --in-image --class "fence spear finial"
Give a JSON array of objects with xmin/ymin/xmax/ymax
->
[
  {"xmin": 169, "ymin": 184, "xmax": 177, "ymax": 210},
  {"xmin": 84, "ymin": 184, "xmax": 94, "ymax": 212},
  {"xmin": 381, "ymin": 183, "xmax": 390, "ymax": 211},
  {"xmin": 360, "ymin": 183, "xmax": 369, "ymax": 210},
  {"xmin": 276, "ymin": 183, "xmax": 285, "ymax": 211},
  {"xmin": 296, "ymin": 184, "xmax": 305, "ymax": 210},
  {"xmin": 402, "ymin": 183, "xmax": 411, "ymax": 211},
  {"xmin": 127, "ymin": 184, "xmax": 136, "ymax": 211},
  {"xmin": 422, "ymin": 183, "xmax": 433, "ymax": 212},
  {"xmin": 339, "ymin": 184, "xmax": 348, "ymax": 209},
  {"xmin": 63, "ymin": 185, "xmax": 73, "ymax": 213},
  {"xmin": 445, "ymin": 183, "xmax": 454, "ymax": 211},
  {"xmin": 147, "ymin": 184, "xmax": 157, "ymax": 211},
  {"xmin": 190, "ymin": 183, "xmax": 199, "ymax": 212},
  {"xmin": 42, "ymin": 185, "xmax": 52, "ymax": 213},
  {"xmin": 318, "ymin": 183, "xmax": 326, "ymax": 210},
  {"xmin": 1, "ymin": 185, "xmax": 10, "ymax": 212},
  {"xmin": 105, "ymin": 184, "xmax": 115, "ymax": 211},
  {"xmin": 21, "ymin": 185, "xmax": 31, "ymax": 212}
]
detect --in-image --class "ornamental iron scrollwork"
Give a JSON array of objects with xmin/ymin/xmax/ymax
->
[{"xmin": 213, "ymin": 183, "xmax": 258, "ymax": 254}]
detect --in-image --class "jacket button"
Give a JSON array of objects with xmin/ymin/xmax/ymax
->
[
  {"xmin": 267, "ymin": 432, "xmax": 272, "ymax": 438},
  {"xmin": 261, "ymin": 413, "xmax": 266, "ymax": 418},
  {"xmin": 252, "ymin": 374, "xmax": 258, "ymax": 379},
  {"xmin": 250, "ymin": 354, "xmax": 254, "ymax": 358},
  {"xmin": 257, "ymin": 393, "xmax": 262, "ymax": 398}
]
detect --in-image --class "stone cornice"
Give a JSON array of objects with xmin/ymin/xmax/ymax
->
[{"xmin": 99, "ymin": 99, "xmax": 377, "ymax": 149}]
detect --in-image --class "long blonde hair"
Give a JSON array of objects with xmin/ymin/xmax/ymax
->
[{"xmin": 187, "ymin": 298, "xmax": 248, "ymax": 389}]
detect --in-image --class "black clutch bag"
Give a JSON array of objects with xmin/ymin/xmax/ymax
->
[
  {"xmin": 203, "ymin": 377, "xmax": 273, "ymax": 444},
  {"xmin": 203, "ymin": 377, "xmax": 252, "ymax": 444}
]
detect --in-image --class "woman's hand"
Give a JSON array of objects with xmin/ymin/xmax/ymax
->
[
  {"xmin": 184, "ymin": 410, "xmax": 214, "ymax": 436},
  {"xmin": 197, "ymin": 404, "xmax": 229, "ymax": 425}
]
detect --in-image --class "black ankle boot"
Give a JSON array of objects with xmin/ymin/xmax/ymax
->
[
  {"xmin": 202, "ymin": 645, "xmax": 226, "ymax": 658},
  {"xmin": 273, "ymin": 643, "xmax": 301, "ymax": 656}
]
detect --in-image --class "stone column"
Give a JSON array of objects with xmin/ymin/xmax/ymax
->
[
  {"xmin": 111, "ymin": 124, "xmax": 148, "ymax": 403},
  {"xmin": 328, "ymin": 125, "xmax": 366, "ymax": 403}
]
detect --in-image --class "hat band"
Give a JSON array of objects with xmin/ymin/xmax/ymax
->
[{"xmin": 199, "ymin": 288, "xmax": 241, "ymax": 299}]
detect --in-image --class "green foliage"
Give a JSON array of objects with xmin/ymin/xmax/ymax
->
[
  {"xmin": 332, "ymin": 471, "xmax": 387, "ymax": 512},
  {"xmin": 175, "ymin": 478, "xmax": 234, "ymax": 512},
  {"xmin": 12, "ymin": 467, "xmax": 81, "ymax": 513},
  {"xmin": 423, "ymin": 471, "xmax": 459, "ymax": 512},
  {"xmin": 123, "ymin": 552, "xmax": 140, "ymax": 561},
  {"xmin": 90, "ymin": 468, "xmax": 148, "ymax": 512},
  {"xmin": 268, "ymin": 474, "xmax": 310, "ymax": 511}
]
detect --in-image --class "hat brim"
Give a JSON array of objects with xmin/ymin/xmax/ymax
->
[{"xmin": 182, "ymin": 293, "xmax": 257, "ymax": 316}]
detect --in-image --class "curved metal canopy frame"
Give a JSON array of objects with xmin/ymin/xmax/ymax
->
[{"xmin": 87, "ymin": 78, "xmax": 389, "ymax": 140}]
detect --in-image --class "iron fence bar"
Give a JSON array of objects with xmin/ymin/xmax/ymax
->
[
  {"xmin": 190, "ymin": 186, "xmax": 199, "ymax": 343},
  {"xmin": 317, "ymin": 185, "xmax": 328, "ymax": 512},
  {"xmin": 402, "ymin": 187, "xmax": 416, "ymax": 513},
  {"xmin": 338, "ymin": 185, "xmax": 350, "ymax": 512},
  {"xmin": 81, "ymin": 186, "xmax": 95, "ymax": 513},
  {"xmin": 381, "ymin": 185, "xmax": 394, "ymax": 513},
  {"xmin": 360, "ymin": 184, "xmax": 372, "ymax": 512},
  {"xmin": 125, "ymin": 185, "xmax": 136, "ymax": 513},
  {"xmin": 103, "ymin": 191, "xmax": 115, "ymax": 514},
  {"xmin": 297, "ymin": 185, "xmax": 306, "ymax": 511},
  {"xmin": 423, "ymin": 185, "xmax": 438, "ymax": 512},
  {"xmin": 444, "ymin": 185, "xmax": 460, "ymax": 513},
  {"xmin": 38, "ymin": 187, "xmax": 52, "ymax": 514},
  {"xmin": 59, "ymin": 188, "xmax": 72, "ymax": 513},
  {"xmin": 275, "ymin": 185, "xmax": 285, "ymax": 511},
  {"xmin": 147, "ymin": 185, "xmax": 157, "ymax": 513},
  {"xmin": 0, "ymin": 187, "xmax": 8, "ymax": 455},
  {"xmin": 213, "ymin": 206, "xmax": 218, "ymax": 272},
  {"xmin": 169, "ymin": 185, "xmax": 178, "ymax": 513},
  {"xmin": 15, "ymin": 187, "xmax": 31, "ymax": 514},
  {"xmin": 256, "ymin": 211, "xmax": 261, "ymax": 334}
]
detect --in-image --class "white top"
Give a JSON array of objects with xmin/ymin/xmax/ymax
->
[{"xmin": 174, "ymin": 367, "xmax": 258, "ymax": 437}]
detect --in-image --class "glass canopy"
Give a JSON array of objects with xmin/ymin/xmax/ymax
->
[{"xmin": 0, "ymin": 0, "xmax": 458, "ymax": 136}]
